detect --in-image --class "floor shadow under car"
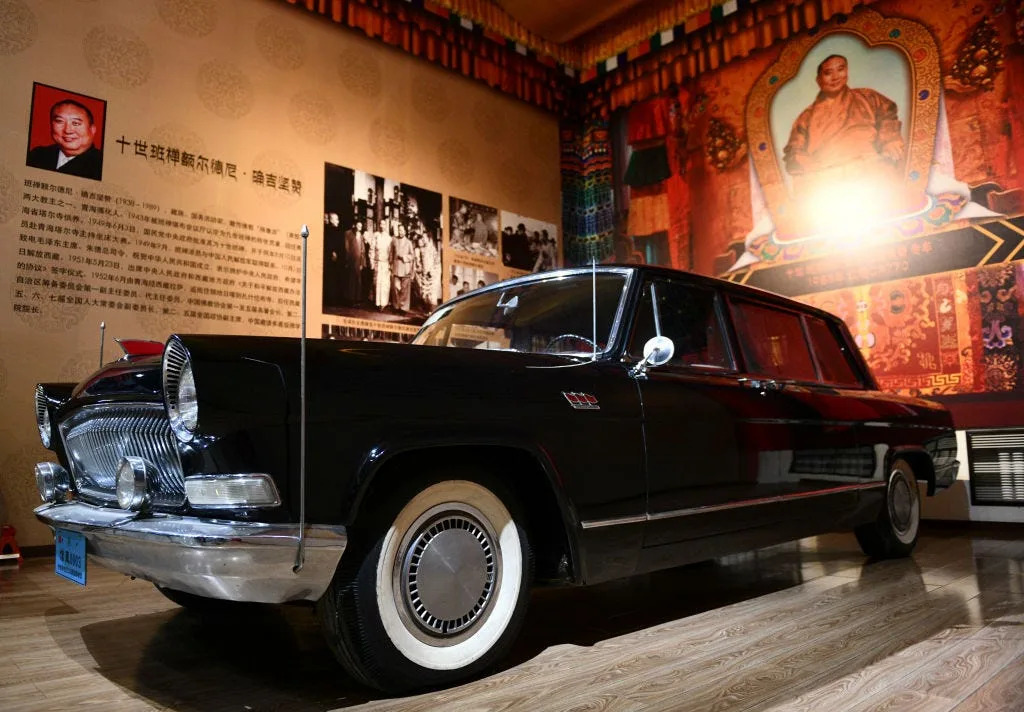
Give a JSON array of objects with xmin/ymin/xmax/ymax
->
[{"xmin": 70, "ymin": 539, "xmax": 828, "ymax": 710}]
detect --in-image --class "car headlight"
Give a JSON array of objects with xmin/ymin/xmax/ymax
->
[
  {"xmin": 34, "ymin": 462, "xmax": 70, "ymax": 503},
  {"xmin": 163, "ymin": 338, "xmax": 198, "ymax": 442},
  {"xmin": 35, "ymin": 385, "xmax": 52, "ymax": 448}
]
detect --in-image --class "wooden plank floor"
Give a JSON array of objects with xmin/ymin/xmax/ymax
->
[{"xmin": 1, "ymin": 526, "xmax": 1021, "ymax": 711}]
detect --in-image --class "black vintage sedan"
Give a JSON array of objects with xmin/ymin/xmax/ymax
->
[{"xmin": 33, "ymin": 265, "xmax": 958, "ymax": 692}]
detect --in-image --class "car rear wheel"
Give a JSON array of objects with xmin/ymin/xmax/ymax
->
[
  {"xmin": 855, "ymin": 459, "xmax": 920, "ymax": 559},
  {"xmin": 317, "ymin": 475, "xmax": 533, "ymax": 692}
]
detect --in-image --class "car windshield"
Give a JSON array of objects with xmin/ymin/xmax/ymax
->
[{"xmin": 413, "ymin": 271, "xmax": 630, "ymax": 356}]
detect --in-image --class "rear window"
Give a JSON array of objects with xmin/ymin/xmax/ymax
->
[
  {"xmin": 730, "ymin": 300, "xmax": 816, "ymax": 381},
  {"xmin": 804, "ymin": 315, "xmax": 863, "ymax": 387}
]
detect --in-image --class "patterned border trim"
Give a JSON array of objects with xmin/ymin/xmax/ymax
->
[
  {"xmin": 585, "ymin": 0, "xmax": 745, "ymax": 80},
  {"xmin": 404, "ymin": 0, "xmax": 750, "ymax": 82}
]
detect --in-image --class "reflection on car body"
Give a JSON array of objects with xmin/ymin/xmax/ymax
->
[{"xmin": 32, "ymin": 265, "xmax": 958, "ymax": 692}]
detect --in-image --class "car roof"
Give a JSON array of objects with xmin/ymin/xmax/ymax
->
[{"xmin": 450, "ymin": 264, "xmax": 844, "ymax": 326}]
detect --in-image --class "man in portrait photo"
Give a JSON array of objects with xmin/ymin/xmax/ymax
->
[
  {"xmin": 783, "ymin": 54, "xmax": 904, "ymax": 178},
  {"xmin": 26, "ymin": 85, "xmax": 105, "ymax": 181},
  {"xmin": 780, "ymin": 53, "xmax": 909, "ymax": 233}
]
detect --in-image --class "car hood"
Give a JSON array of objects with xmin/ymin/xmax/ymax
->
[{"xmin": 70, "ymin": 353, "xmax": 165, "ymax": 401}]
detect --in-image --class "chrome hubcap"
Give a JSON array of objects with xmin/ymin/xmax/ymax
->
[
  {"xmin": 889, "ymin": 473, "xmax": 914, "ymax": 534},
  {"xmin": 401, "ymin": 513, "xmax": 496, "ymax": 637}
]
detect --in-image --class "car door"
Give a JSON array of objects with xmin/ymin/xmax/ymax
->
[
  {"xmin": 629, "ymin": 278, "xmax": 778, "ymax": 548},
  {"xmin": 634, "ymin": 282, "xmax": 864, "ymax": 549}
]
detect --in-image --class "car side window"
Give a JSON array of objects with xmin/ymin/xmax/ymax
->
[
  {"xmin": 729, "ymin": 300, "xmax": 817, "ymax": 381},
  {"xmin": 629, "ymin": 280, "xmax": 731, "ymax": 369},
  {"xmin": 804, "ymin": 315, "xmax": 864, "ymax": 387}
]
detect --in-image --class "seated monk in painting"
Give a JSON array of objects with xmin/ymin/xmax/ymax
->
[{"xmin": 780, "ymin": 54, "xmax": 920, "ymax": 237}]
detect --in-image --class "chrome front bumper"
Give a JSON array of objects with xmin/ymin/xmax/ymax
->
[{"xmin": 35, "ymin": 501, "xmax": 346, "ymax": 603}]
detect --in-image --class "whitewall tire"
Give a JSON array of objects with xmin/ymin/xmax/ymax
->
[
  {"xmin": 317, "ymin": 474, "xmax": 533, "ymax": 692},
  {"xmin": 855, "ymin": 459, "xmax": 920, "ymax": 559}
]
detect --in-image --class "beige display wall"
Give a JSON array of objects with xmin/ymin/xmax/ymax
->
[{"xmin": 0, "ymin": 0, "xmax": 561, "ymax": 547}]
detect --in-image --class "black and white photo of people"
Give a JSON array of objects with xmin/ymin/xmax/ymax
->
[
  {"xmin": 448, "ymin": 264, "xmax": 499, "ymax": 300},
  {"xmin": 323, "ymin": 162, "xmax": 443, "ymax": 325},
  {"xmin": 499, "ymin": 211, "xmax": 559, "ymax": 273},
  {"xmin": 449, "ymin": 197, "xmax": 499, "ymax": 258}
]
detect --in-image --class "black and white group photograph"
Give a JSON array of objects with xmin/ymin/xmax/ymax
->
[
  {"xmin": 322, "ymin": 162, "xmax": 443, "ymax": 324},
  {"xmin": 449, "ymin": 263, "xmax": 499, "ymax": 299},
  {"xmin": 450, "ymin": 197, "xmax": 499, "ymax": 259},
  {"xmin": 500, "ymin": 210, "xmax": 559, "ymax": 272}
]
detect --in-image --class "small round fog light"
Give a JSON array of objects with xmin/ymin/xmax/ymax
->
[
  {"xmin": 116, "ymin": 456, "xmax": 152, "ymax": 511},
  {"xmin": 34, "ymin": 462, "xmax": 70, "ymax": 503}
]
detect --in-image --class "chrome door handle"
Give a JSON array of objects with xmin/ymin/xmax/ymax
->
[{"xmin": 739, "ymin": 377, "xmax": 781, "ymax": 391}]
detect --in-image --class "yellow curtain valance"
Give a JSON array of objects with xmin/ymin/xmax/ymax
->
[{"xmin": 435, "ymin": 0, "xmax": 730, "ymax": 69}]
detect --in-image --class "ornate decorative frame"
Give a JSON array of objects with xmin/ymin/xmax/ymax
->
[{"xmin": 745, "ymin": 9, "xmax": 941, "ymax": 244}]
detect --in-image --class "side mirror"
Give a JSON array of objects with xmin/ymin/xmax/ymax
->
[
  {"xmin": 643, "ymin": 335, "xmax": 675, "ymax": 367},
  {"xmin": 631, "ymin": 335, "xmax": 674, "ymax": 378}
]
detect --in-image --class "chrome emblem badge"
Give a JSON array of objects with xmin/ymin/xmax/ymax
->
[{"xmin": 563, "ymin": 392, "xmax": 599, "ymax": 410}]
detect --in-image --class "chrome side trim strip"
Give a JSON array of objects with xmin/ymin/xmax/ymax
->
[
  {"xmin": 579, "ymin": 514, "xmax": 647, "ymax": 530},
  {"xmin": 862, "ymin": 421, "xmax": 944, "ymax": 429},
  {"xmin": 580, "ymin": 481, "xmax": 886, "ymax": 530}
]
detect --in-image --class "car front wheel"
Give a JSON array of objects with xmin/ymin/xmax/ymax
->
[
  {"xmin": 855, "ymin": 458, "xmax": 920, "ymax": 559},
  {"xmin": 317, "ymin": 476, "xmax": 533, "ymax": 692}
]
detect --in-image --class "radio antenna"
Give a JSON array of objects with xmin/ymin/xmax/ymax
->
[
  {"xmin": 294, "ymin": 224, "xmax": 310, "ymax": 573},
  {"xmin": 591, "ymin": 259, "xmax": 598, "ymax": 361},
  {"xmin": 98, "ymin": 321, "xmax": 106, "ymax": 367}
]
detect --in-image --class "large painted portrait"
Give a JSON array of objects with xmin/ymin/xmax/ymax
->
[
  {"xmin": 770, "ymin": 38, "xmax": 918, "ymax": 237},
  {"xmin": 735, "ymin": 9, "xmax": 1001, "ymax": 270}
]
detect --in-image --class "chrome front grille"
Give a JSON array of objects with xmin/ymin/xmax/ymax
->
[{"xmin": 59, "ymin": 403, "xmax": 185, "ymax": 507}]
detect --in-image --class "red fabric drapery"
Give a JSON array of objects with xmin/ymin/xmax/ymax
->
[
  {"xmin": 583, "ymin": 0, "xmax": 877, "ymax": 118},
  {"xmin": 283, "ymin": 0, "xmax": 881, "ymax": 120},
  {"xmin": 284, "ymin": 0, "xmax": 571, "ymax": 114}
]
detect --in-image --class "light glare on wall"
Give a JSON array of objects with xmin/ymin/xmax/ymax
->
[{"xmin": 803, "ymin": 178, "xmax": 889, "ymax": 243}]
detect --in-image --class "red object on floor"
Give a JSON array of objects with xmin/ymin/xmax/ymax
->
[{"xmin": 0, "ymin": 525, "xmax": 22, "ymax": 566}]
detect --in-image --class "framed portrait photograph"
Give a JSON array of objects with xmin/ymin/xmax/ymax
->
[{"xmin": 25, "ymin": 82, "xmax": 107, "ymax": 182}]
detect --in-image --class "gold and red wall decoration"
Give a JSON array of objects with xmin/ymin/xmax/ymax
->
[{"xmin": 615, "ymin": 0, "xmax": 1024, "ymax": 398}]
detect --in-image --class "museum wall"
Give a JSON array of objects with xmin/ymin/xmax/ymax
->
[{"xmin": 0, "ymin": 0, "xmax": 561, "ymax": 547}]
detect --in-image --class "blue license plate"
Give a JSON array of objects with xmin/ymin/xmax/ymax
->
[{"xmin": 55, "ymin": 529, "xmax": 86, "ymax": 585}]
